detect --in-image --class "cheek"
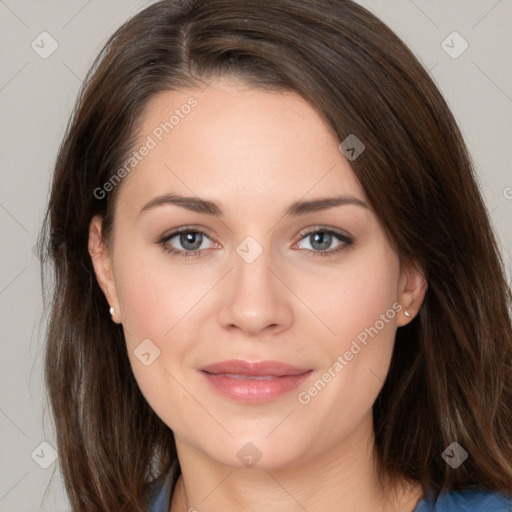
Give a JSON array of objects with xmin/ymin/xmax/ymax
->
[
  {"xmin": 114, "ymin": 247, "xmax": 200, "ymax": 345},
  {"xmin": 302, "ymin": 244, "xmax": 401, "ymax": 348},
  {"xmin": 113, "ymin": 255, "xmax": 201, "ymax": 423},
  {"xmin": 296, "ymin": 244, "xmax": 400, "ymax": 410},
  {"xmin": 113, "ymin": 247, "xmax": 219, "ymax": 402}
]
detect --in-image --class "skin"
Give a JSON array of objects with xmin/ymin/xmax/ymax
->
[{"xmin": 89, "ymin": 77, "xmax": 428, "ymax": 512}]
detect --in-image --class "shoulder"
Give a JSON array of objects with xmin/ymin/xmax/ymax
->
[{"xmin": 413, "ymin": 489, "xmax": 512, "ymax": 511}]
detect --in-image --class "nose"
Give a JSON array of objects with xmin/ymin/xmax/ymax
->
[{"xmin": 217, "ymin": 243, "xmax": 293, "ymax": 337}]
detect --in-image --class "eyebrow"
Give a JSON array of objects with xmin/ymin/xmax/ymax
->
[{"xmin": 138, "ymin": 193, "xmax": 369, "ymax": 217}]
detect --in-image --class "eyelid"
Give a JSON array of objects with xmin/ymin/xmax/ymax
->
[
  {"xmin": 295, "ymin": 225, "xmax": 352, "ymax": 240},
  {"xmin": 159, "ymin": 225, "xmax": 217, "ymax": 243}
]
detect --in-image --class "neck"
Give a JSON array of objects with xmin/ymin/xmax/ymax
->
[{"xmin": 169, "ymin": 412, "xmax": 424, "ymax": 512}]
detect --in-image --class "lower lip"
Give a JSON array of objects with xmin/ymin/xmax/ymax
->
[{"xmin": 200, "ymin": 371, "xmax": 313, "ymax": 404}]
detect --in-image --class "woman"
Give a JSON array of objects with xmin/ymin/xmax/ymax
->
[{"xmin": 39, "ymin": 0, "xmax": 512, "ymax": 510}]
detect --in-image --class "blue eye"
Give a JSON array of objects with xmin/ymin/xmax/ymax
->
[
  {"xmin": 159, "ymin": 228, "xmax": 216, "ymax": 259},
  {"xmin": 158, "ymin": 226, "xmax": 354, "ymax": 259},
  {"xmin": 294, "ymin": 227, "xmax": 353, "ymax": 256}
]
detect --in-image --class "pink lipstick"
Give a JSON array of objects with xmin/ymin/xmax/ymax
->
[{"xmin": 198, "ymin": 359, "xmax": 313, "ymax": 404}]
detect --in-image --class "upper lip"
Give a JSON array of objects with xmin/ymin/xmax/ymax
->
[{"xmin": 199, "ymin": 359, "xmax": 311, "ymax": 377}]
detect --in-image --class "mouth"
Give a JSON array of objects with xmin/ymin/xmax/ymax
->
[{"xmin": 198, "ymin": 359, "xmax": 313, "ymax": 403}]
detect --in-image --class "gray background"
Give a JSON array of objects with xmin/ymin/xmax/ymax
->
[{"xmin": 0, "ymin": 1, "xmax": 511, "ymax": 510}]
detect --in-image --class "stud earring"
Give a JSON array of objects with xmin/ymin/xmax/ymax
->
[
  {"xmin": 404, "ymin": 308, "xmax": 412, "ymax": 318},
  {"xmin": 109, "ymin": 306, "xmax": 115, "ymax": 316}
]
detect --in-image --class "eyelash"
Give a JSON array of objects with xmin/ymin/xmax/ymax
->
[{"xmin": 158, "ymin": 226, "xmax": 354, "ymax": 260}]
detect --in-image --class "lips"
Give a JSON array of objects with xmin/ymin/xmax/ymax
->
[
  {"xmin": 199, "ymin": 359, "xmax": 311, "ymax": 377},
  {"xmin": 198, "ymin": 359, "xmax": 313, "ymax": 403}
]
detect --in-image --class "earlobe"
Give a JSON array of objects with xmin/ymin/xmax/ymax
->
[
  {"xmin": 88, "ymin": 215, "xmax": 122, "ymax": 323},
  {"xmin": 397, "ymin": 260, "xmax": 428, "ymax": 326}
]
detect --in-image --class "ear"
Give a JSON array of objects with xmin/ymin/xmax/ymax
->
[
  {"xmin": 396, "ymin": 259, "xmax": 427, "ymax": 327},
  {"xmin": 88, "ymin": 215, "xmax": 122, "ymax": 324}
]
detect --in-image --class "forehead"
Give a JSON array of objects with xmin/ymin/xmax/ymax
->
[{"xmin": 115, "ymin": 78, "xmax": 367, "ymax": 218}]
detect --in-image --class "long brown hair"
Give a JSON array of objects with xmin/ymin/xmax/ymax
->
[{"xmin": 39, "ymin": 0, "xmax": 512, "ymax": 509}]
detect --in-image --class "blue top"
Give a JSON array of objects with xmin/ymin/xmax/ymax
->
[
  {"xmin": 148, "ymin": 472, "xmax": 512, "ymax": 512},
  {"xmin": 148, "ymin": 470, "xmax": 174, "ymax": 512},
  {"xmin": 412, "ymin": 489, "xmax": 512, "ymax": 511}
]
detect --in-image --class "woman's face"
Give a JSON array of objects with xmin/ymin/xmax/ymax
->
[{"xmin": 90, "ymin": 77, "xmax": 425, "ymax": 470}]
